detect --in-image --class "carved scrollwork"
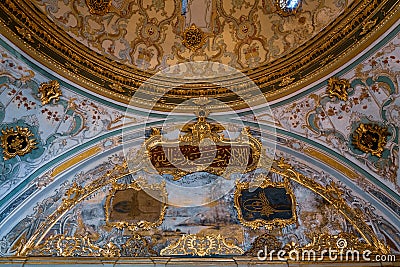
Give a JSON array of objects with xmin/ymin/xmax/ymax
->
[
  {"xmin": 38, "ymin": 80, "xmax": 62, "ymax": 105},
  {"xmin": 234, "ymin": 174, "xmax": 297, "ymax": 230},
  {"xmin": 327, "ymin": 77, "xmax": 350, "ymax": 101}
]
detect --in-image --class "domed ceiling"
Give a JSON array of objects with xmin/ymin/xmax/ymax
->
[{"xmin": 1, "ymin": 0, "xmax": 398, "ymax": 111}]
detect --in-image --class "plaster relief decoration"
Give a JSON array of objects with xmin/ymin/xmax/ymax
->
[
  {"xmin": 105, "ymin": 179, "xmax": 167, "ymax": 230},
  {"xmin": 0, "ymin": 43, "xmax": 147, "ymax": 202},
  {"xmin": 268, "ymin": 30, "xmax": 400, "ymax": 191},
  {"xmin": 0, "ymin": 126, "xmax": 37, "ymax": 160},
  {"xmin": 234, "ymin": 174, "xmax": 296, "ymax": 230},
  {"xmin": 2, "ymin": 155, "xmax": 393, "ymax": 258},
  {"xmin": 38, "ymin": 80, "xmax": 62, "ymax": 105},
  {"xmin": 352, "ymin": 123, "xmax": 390, "ymax": 157},
  {"xmin": 160, "ymin": 234, "xmax": 244, "ymax": 256}
]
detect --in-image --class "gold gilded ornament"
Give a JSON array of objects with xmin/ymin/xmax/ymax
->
[
  {"xmin": 1, "ymin": 126, "xmax": 37, "ymax": 160},
  {"xmin": 182, "ymin": 24, "xmax": 207, "ymax": 51},
  {"xmin": 327, "ymin": 77, "xmax": 350, "ymax": 101},
  {"xmin": 38, "ymin": 80, "xmax": 62, "ymax": 105},
  {"xmin": 160, "ymin": 234, "xmax": 244, "ymax": 256},
  {"xmin": 142, "ymin": 113, "xmax": 263, "ymax": 180},
  {"xmin": 86, "ymin": 0, "xmax": 112, "ymax": 15},
  {"xmin": 352, "ymin": 123, "xmax": 389, "ymax": 157}
]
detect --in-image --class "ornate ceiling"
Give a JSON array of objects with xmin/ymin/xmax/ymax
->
[
  {"xmin": 1, "ymin": 0, "xmax": 398, "ymax": 110},
  {"xmin": 0, "ymin": 0, "xmax": 399, "ymax": 265}
]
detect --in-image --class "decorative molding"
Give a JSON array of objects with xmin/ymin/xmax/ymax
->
[
  {"xmin": 0, "ymin": 126, "xmax": 37, "ymax": 160},
  {"xmin": 17, "ymin": 158, "xmax": 390, "ymax": 256},
  {"xmin": 0, "ymin": 0, "xmax": 397, "ymax": 108},
  {"xmin": 160, "ymin": 234, "xmax": 244, "ymax": 256},
  {"xmin": 28, "ymin": 233, "xmax": 157, "ymax": 257}
]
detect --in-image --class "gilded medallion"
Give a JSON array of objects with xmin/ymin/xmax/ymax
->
[
  {"xmin": 0, "ymin": 126, "xmax": 37, "ymax": 160},
  {"xmin": 352, "ymin": 123, "xmax": 390, "ymax": 157},
  {"xmin": 85, "ymin": 0, "xmax": 112, "ymax": 15},
  {"xmin": 182, "ymin": 24, "xmax": 207, "ymax": 51}
]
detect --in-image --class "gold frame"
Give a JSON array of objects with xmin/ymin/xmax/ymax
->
[
  {"xmin": 0, "ymin": 126, "xmax": 37, "ymax": 160},
  {"xmin": 142, "ymin": 115, "xmax": 264, "ymax": 180},
  {"xmin": 38, "ymin": 80, "xmax": 62, "ymax": 105},
  {"xmin": 104, "ymin": 178, "xmax": 167, "ymax": 230},
  {"xmin": 352, "ymin": 123, "xmax": 389, "ymax": 157},
  {"xmin": 234, "ymin": 174, "xmax": 297, "ymax": 230}
]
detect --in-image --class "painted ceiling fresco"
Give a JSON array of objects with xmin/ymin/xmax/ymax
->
[
  {"xmin": 0, "ymin": 0, "xmax": 399, "ymax": 265},
  {"xmin": 30, "ymin": 0, "xmax": 350, "ymax": 72}
]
